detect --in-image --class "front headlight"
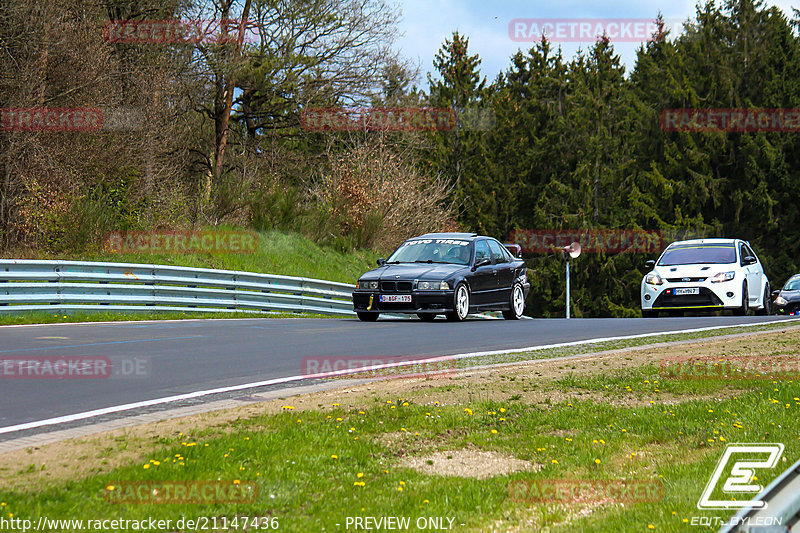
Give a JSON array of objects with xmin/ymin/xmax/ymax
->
[
  {"xmin": 775, "ymin": 295, "xmax": 788, "ymax": 306},
  {"xmin": 418, "ymin": 280, "xmax": 449, "ymax": 290},
  {"xmin": 645, "ymin": 273, "xmax": 664, "ymax": 285},
  {"xmin": 358, "ymin": 280, "xmax": 379, "ymax": 290},
  {"xmin": 710, "ymin": 271, "xmax": 735, "ymax": 283}
]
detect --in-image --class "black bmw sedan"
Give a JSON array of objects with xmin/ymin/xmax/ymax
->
[
  {"xmin": 352, "ymin": 233, "xmax": 530, "ymax": 322},
  {"xmin": 773, "ymin": 274, "xmax": 800, "ymax": 315}
]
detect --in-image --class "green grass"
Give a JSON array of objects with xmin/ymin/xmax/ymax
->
[
  {"xmin": 0, "ymin": 310, "xmax": 335, "ymax": 326},
  {"xmin": 456, "ymin": 319, "xmax": 800, "ymax": 371},
  {"xmin": 13, "ymin": 229, "xmax": 382, "ymax": 285},
  {"xmin": 1, "ymin": 228, "xmax": 380, "ymax": 325},
  {"xmin": 2, "ymin": 361, "xmax": 799, "ymax": 532}
]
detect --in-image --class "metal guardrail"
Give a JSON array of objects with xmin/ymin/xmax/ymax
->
[
  {"xmin": 0, "ymin": 260, "xmax": 356, "ymax": 316},
  {"xmin": 719, "ymin": 456, "xmax": 800, "ymax": 533}
]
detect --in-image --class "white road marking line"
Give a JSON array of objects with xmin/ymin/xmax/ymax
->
[{"xmin": 1, "ymin": 318, "xmax": 797, "ymax": 435}]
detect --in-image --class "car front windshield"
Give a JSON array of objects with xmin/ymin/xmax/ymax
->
[
  {"xmin": 784, "ymin": 278, "xmax": 800, "ymax": 291},
  {"xmin": 386, "ymin": 238, "xmax": 473, "ymax": 265},
  {"xmin": 657, "ymin": 244, "xmax": 737, "ymax": 265}
]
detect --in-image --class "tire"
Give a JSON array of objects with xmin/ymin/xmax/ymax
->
[
  {"xmin": 503, "ymin": 283, "xmax": 525, "ymax": 320},
  {"xmin": 445, "ymin": 283, "xmax": 470, "ymax": 322},
  {"xmin": 356, "ymin": 312, "xmax": 379, "ymax": 322},
  {"xmin": 756, "ymin": 283, "xmax": 771, "ymax": 315},
  {"xmin": 642, "ymin": 310, "xmax": 658, "ymax": 318},
  {"xmin": 734, "ymin": 282, "xmax": 749, "ymax": 316},
  {"xmin": 417, "ymin": 313, "xmax": 436, "ymax": 322}
]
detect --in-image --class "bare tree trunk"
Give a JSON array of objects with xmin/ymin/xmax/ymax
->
[{"xmin": 204, "ymin": 0, "xmax": 252, "ymax": 211}]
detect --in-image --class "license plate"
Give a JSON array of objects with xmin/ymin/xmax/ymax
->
[
  {"xmin": 673, "ymin": 288, "xmax": 700, "ymax": 296},
  {"xmin": 380, "ymin": 294, "xmax": 412, "ymax": 303}
]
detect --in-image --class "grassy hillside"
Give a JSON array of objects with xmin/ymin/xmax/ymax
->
[
  {"xmin": 0, "ymin": 230, "xmax": 383, "ymax": 324},
  {"xmin": 11, "ymin": 229, "xmax": 384, "ymax": 285}
]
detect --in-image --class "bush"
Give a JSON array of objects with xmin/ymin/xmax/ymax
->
[{"xmin": 308, "ymin": 140, "xmax": 456, "ymax": 251}]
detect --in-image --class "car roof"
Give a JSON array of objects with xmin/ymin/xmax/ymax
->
[
  {"xmin": 666, "ymin": 238, "xmax": 741, "ymax": 247},
  {"xmin": 413, "ymin": 232, "xmax": 480, "ymax": 240}
]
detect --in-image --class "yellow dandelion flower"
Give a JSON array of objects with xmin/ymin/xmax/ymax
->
[
  {"xmin": 143, "ymin": 464, "xmax": 151, "ymax": 469},
  {"xmin": 331, "ymin": 455, "xmax": 338, "ymax": 459},
  {"xmin": 552, "ymin": 459, "xmax": 558, "ymax": 464},
  {"xmin": 106, "ymin": 485, "xmax": 115, "ymax": 491},
  {"xmin": 397, "ymin": 486, "xmax": 403, "ymax": 491},
  {"xmin": 357, "ymin": 472, "xmax": 364, "ymax": 478},
  {"xmin": 491, "ymin": 429, "xmax": 498, "ymax": 434},
  {"xmin": 594, "ymin": 458, "xmax": 601, "ymax": 464}
]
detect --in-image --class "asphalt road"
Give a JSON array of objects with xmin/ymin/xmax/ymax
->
[{"xmin": 0, "ymin": 315, "xmax": 795, "ymax": 436}]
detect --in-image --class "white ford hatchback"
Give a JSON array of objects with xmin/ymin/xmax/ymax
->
[{"xmin": 641, "ymin": 239, "xmax": 771, "ymax": 317}]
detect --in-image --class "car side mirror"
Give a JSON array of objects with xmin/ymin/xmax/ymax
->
[
  {"xmin": 473, "ymin": 258, "xmax": 491, "ymax": 270},
  {"xmin": 377, "ymin": 258, "xmax": 386, "ymax": 266},
  {"xmin": 645, "ymin": 260, "xmax": 655, "ymax": 269},
  {"xmin": 744, "ymin": 256, "xmax": 756, "ymax": 265},
  {"xmin": 771, "ymin": 290, "xmax": 780, "ymax": 299}
]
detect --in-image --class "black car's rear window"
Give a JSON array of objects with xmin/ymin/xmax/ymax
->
[
  {"xmin": 387, "ymin": 239, "xmax": 473, "ymax": 265},
  {"xmin": 657, "ymin": 244, "xmax": 737, "ymax": 265},
  {"xmin": 785, "ymin": 278, "xmax": 800, "ymax": 291}
]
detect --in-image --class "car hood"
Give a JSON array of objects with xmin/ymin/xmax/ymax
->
[
  {"xmin": 652, "ymin": 264, "xmax": 735, "ymax": 278},
  {"xmin": 359, "ymin": 263, "xmax": 468, "ymax": 281},
  {"xmin": 778, "ymin": 290, "xmax": 800, "ymax": 302}
]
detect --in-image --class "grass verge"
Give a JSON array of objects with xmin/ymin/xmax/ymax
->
[{"xmin": 1, "ymin": 327, "xmax": 799, "ymax": 531}]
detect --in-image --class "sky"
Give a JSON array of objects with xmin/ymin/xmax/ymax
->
[{"xmin": 395, "ymin": 0, "xmax": 800, "ymax": 85}]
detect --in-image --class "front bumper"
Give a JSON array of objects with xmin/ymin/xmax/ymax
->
[
  {"xmin": 775, "ymin": 301, "xmax": 800, "ymax": 315},
  {"xmin": 352, "ymin": 290, "xmax": 455, "ymax": 314},
  {"xmin": 641, "ymin": 279, "xmax": 743, "ymax": 311}
]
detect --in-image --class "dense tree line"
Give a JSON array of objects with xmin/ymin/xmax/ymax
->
[
  {"xmin": 0, "ymin": 0, "xmax": 797, "ymax": 316},
  {"xmin": 426, "ymin": 1, "xmax": 800, "ymax": 316}
]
